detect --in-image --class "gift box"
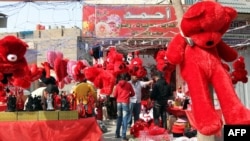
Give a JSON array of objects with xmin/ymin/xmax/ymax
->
[
  {"xmin": 0, "ymin": 112, "xmax": 17, "ymax": 121},
  {"xmin": 38, "ymin": 111, "xmax": 59, "ymax": 120},
  {"xmin": 58, "ymin": 110, "xmax": 78, "ymax": 120},
  {"xmin": 17, "ymin": 111, "xmax": 38, "ymax": 121}
]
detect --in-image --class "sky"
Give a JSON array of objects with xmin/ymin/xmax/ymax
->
[{"xmin": 0, "ymin": 1, "xmax": 83, "ymax": 32}]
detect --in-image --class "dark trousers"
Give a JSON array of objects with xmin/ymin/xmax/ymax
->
[
  {"xmin": 153, "ymin": 101, "xmax": 167, "ymax": 129},
  {"xmin": 107, "ymin": 97, "xmax": 117, "ymax": 119}
]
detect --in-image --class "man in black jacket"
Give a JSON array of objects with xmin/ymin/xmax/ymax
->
[{"xmin": 150, "ymin": 71, "xmax": 172, "ymax": 129}]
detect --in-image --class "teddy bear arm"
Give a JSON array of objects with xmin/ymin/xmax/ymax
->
[
  {"xmin": 166, "ymin": 34, "xmax": 187, "ymax": 65},
  {"xmin": 217, "ymin": 41, "xmax": 238, "ymax": 62},
  {"xmin": 13, "ymin": 64, "xmax": 29, "ymax": 78}
]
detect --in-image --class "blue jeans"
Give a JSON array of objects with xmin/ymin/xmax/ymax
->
[
  {"xmin": 116, "ymin": 103, "xmax": 129, "ymax": 138},
  {"xmin": 127, "ymin": 102, "xmax": 141, "ymax": 126}
]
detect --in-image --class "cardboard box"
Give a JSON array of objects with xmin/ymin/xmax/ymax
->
[
  {"xmin": 58, "ymin": 110, "xmax": 78, "ymax": 120},
  {"xmin": 38, "ymin": 111, "xmax": 59, "ymax": 120},
  {"xmin": 0, "ymin": 112, "xmax": 17, "ymax": 121},
  {"xmin": 17, "ymin": 111, "xmax": 38, "ymax": 121}
]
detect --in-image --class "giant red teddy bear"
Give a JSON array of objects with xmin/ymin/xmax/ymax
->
[{"xmin": 166, "ymin": 1, "xmax": 250, "ymax": 135}]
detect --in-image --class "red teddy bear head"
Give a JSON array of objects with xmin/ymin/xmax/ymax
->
[
  {"xmin": 180, "ymin": 1, "xmax": 237, "ymax": 48},
  {"xmin": 0, "ymin": 35, "xmax": 28, "ymax": 73}
]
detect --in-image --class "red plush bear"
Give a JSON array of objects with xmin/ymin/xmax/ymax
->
[
  {"xmin": 154, "ymin": 50, "xmax": 176, "ymax": 83},
  {"xmin": 231, "ymin": 56, "xmax": 248, "ymax": 84},
  {"xmin": 127, "ymin": 54, "xmax": 147, "ymax": 79},
  {"xmin": 0, "ymin": 35, "xmax": 32, "ymax": 88},
  {"xmin": 84, "ymin": 66, "xmax": 116, "ymax": 95},
  {"xmin": 104, "ymin": 47, "xmax": 128, "ymax": 77},
  {"xmin": 166, "ymin": 1, "xmax": 250, "ymax": 135}
]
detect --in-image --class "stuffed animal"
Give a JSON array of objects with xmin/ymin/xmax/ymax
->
[
  {"xmin": 231, "ymin": 56, "xmax": 248, "ymax": 84},
  {"xmin": 0, "ymin": 35, "xmax": 32, "ymax": 88},
  {"xmin": 154, "ymin": 50, "xmax": 176, "ymax": 83},
  {"xmin": 84, "ymin": 66, "xmax": 116, "ymax": 95},
  {"xmin": 166, "ymin": 1, "xmax": 250, "ymax": 135},
  {"xmin": 127, "ymin": 56, "xmax": 147, "ymax": 79},
  {"xmin": 104, "ymin": 47, "xmax": 127, "ymax": 77}
]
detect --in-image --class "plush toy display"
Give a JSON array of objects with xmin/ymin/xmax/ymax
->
[{"xmin": 166, "ymin": 1, "xmax": 250, "ymax": 135}]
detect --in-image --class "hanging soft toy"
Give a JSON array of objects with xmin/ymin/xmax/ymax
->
[
  {"xmin": 154, "ymin": 49, "xmax": 176, "ymax": 83},
  {"xmin": 231, "ymin": 56, "xmax": 248, "ymax": 84},
  {"xmin": 104, "ymin": 47, "xmax": 127, "ymax": 77},
  {"xmin": 127, "ymin": 52, "xmax": 147, "ymax": 78},
  {"xmin": 0, "ymin": 35, "xmax": 33, "ymax": 88},
  {"xmin": 166, "ymin": 1, "xmax": 250, "ymax": 135},
  {"xmin": 72, "ymin": 60, "xmax": 89, "ymax": 82},
  {"xmin": 84, "ymin": 67, "xmax": 116, "ymax": 95}
]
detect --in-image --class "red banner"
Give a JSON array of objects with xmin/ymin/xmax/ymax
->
[{"xmin": 82, "ymin": 5, "xmax": 186, "ymax": 38}]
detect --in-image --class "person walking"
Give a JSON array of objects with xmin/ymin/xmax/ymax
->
[
  {"xmin": 150, "ymin": 71, "xmax": 172, "ymax": 129},
  {"xmin": 113, "ymin": 74, "xmax": 135, "ymax": 141},
  {"xmin": 127, "ymin": 75, "xmax": 153, "ymax": 128}
]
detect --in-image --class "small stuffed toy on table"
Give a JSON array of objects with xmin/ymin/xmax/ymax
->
[{"xmin": 166, "ymin": 1, "xmax": 250, "ymax": 135}]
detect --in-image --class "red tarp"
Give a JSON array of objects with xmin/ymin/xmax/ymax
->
[{"xmin": 0, "ymin": 117, "xmax": 103, "ymax": 141}]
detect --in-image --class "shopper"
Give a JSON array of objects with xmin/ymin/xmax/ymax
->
[
  {"xmin": 127, "ymin": 75, "xmax": 153, "ymax": 128},
  {"xmin": 113, "ymin": 74, "xmax": 135, "ymax": 141},
  {"xmin": 150, "ymin": 71, "xmax": 172, "ymax": 129}
]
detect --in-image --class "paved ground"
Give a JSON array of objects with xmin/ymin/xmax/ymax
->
[{"xmin": 102, "ymin": 119, "xmax": 135, "ymax": 141}]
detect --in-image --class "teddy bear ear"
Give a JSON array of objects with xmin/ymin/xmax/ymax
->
[
  {"xmin": 183, "ymin": 3, "xmax": 205, "ymax": 19},
  {"xmin": 224, "ymin": 7, "xmax": 237, "ymax": 20}
]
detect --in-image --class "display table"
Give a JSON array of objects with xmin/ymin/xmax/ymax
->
[{"xmin": 0, "ymin": 117, "xmax": 102, "ymax": 141}]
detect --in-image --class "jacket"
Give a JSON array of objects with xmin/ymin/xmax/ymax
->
[
  {"xmin": 113, "ymin": 80, "xmax": 135, "ymax": 104},
  {"xmin": 150, "ymin": 78, "xmax": 172, "ymax": 104}
]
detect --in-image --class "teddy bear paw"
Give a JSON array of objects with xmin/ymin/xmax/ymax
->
[{"xmin": 197, "ymin": 120, "xmax": 223, "ymax": 135}]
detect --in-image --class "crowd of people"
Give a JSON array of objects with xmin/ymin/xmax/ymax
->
[{"xmin": 107, "ymin": 71, "xmax": 173, "ymax": 141}]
